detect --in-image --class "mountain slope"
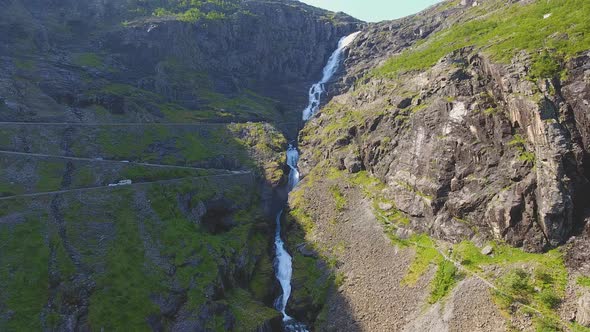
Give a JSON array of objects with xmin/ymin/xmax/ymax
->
[
  {"xmin": 288, "ymin": 0, "xmax": 590, "ymax": 330},
  {"xmin": 0, "ymin": 0, "xmax": 362, "ymax": 330}
]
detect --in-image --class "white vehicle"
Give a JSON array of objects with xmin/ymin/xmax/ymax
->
[{"xmin": 108, "ymin": 179, "xmax": 133, "ymax": 187}]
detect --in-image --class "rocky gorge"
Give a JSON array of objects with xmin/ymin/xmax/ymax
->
[
  {"xmin": 288, "ymin": 0, "xmax": 590, "ymax": 330},
  {"xmin": 0, "ymin": 0, "xmax": 590, "ymax": 331}
]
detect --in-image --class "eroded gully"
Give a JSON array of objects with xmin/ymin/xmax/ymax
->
[{"xmin": 273, "ymin": 31, "xmax": 360, "ymax": 332}]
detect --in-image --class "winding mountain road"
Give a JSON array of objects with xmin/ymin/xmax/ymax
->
[
  {"xmin": 0, "ymin": 150, "xmax": 251, "ymax": 201},
  {"xmin": 0, "ymin": 172, "xmax": 251, "ymax": 201},
  {"xmin": 0, "ymin": 150, "xmax": 246, "ymax": 173}
]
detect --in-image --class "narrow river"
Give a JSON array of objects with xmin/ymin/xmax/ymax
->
[{"xmin": 273, "ymin": 31, "xmax": 360, "ymax": 332}]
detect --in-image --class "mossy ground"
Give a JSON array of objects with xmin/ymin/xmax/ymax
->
[
  {"xmin": 89, "ymin": 64, "xmax": 284, "ymax": 124},
  {"xmin": 373, "ymin": 0, "xmax": 590, "ymax": 79},
  {"xmin": 226, "ymin": 288, "xmax": 280, "ymax": 331},
  {"xmin": 229, "ymin": 122, "xmax": 288, "ymax": 184},
  {"xmin": 0, "ymin": 175, "xmax": 276, "ymax": 330},
  {"xmin": 72, "ymin": 53, "xmax": 104, "ymax": 68},
  {"xmin": 0, "ymin": 216, "xmax": 50, "ymax": 331}
]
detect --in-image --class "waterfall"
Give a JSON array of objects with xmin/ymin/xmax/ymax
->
[
  {"xmin": 286, "ymin": 145, "xmax": 300, "ymax": 190},
  {"xmin": 302, "ymin": 31, "xmax": 361, "ymax": 121},
  {"xmin": 273, "ymin": 31, "xmax": 360, "ymax": 331},
  {"xmin": 274, "ymin": 209, "xmax": 293, "ymax": 318}
]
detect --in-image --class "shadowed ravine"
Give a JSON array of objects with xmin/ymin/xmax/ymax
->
[{"xmin": 273, "ymin": 31, "xmax": 360, "ymax": 332}]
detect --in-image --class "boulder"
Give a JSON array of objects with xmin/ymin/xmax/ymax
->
[
  {"xmin": 481, "ymin": 245, "xmax": 494, "ymax": 256},
  {"xmin": 577, "ymin": 292, "xmax": 590, "ymax": 327},
  {"xmin": 344, "ymin": 154, "xmax": 363, "ymax": 173},
  {"xmin": 378, "ymin": 202, "xmax": 394, "ymax": 211},
  {"xmin": 397, "ymin": 97, "xmax": 412, "ymax": 109}
]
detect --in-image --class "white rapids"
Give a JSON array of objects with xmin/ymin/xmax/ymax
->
[
  {"xmin": 274, "ymin": 209, "xmax": 293, "ymax": 319},
  {"xmin": 274, "ymin": 145, "xmax": 300, "ymax": 320},
  {"xmin": 273, "ymin": 31, "xmax": 360, "ymax": 331},
  {"xmin": 286, "ymin": 145, "xmax": 300, "ymax": 190},
  {"xmin": 302, "ymin": 31, "xmax": 361, "ymax": 121}
]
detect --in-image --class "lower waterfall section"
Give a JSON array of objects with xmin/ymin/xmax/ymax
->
[
  {"xmin": 273, "ymin": 146, "xmax": 309, "ymax": 331},
  {"xmin": 273, "ymin": 210, "xmax": 293, "ymax": 319}
]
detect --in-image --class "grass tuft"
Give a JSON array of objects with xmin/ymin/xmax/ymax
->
[
  {"xmin": 429, "ymin": 259, "xmax": 459, "ymax": 304},
  {"xmin": 329, "ymin": 185, "xmax": 347, "ymax": 211}
]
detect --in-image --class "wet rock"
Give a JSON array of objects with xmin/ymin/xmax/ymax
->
[
  {"xmin": 256, "ymin": 317, "xmax": 283, "ymax": 332},
  {"xmin": 296, "ymin": 243, "xmax": 318, "ymax": 258}
]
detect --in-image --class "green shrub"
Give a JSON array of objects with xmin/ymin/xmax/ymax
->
[
  {"xmin": 329, "ymin": 185, "xmax": 347, "ymax": 211},
  {"xmin": 509, "ymin": 134, "xmax": 536, "ymax": 165},
  {"xmin": 530, "ymin": 51, "xmax": 562, "ymax": 80},
  {"xmin": 429, "ymin": 260, "xmax": 459, "ymax": 303},
  {"xmin": 153, "ymin": 7, "xmax": 174, "ymax": 16},
  {"xmin": 178, "ymin": 8, "xmax": 203, "ymax": 22},
  {"xmin": 504, "ymin": 269, "xmax": 534, "ymax": 301},
  {"xmin": 534, "ymin": 316, "xmax": 562, "ymax": 332},
  {"xmin": 151, "ymin": 0, "xmax": 236, "ymax": 22},
  {"xmin": 577, "ymin": 276, "xmax": 590, "ymax": 287},
  {"xmin": 537, "ymin": 289, "xmax": 561, "ymax": 309},
  {"xmin": 535, "ymin": 268, "xmax": 554, "ymax": 287},
  {"xmin": 334, "ymin": 272, "xmax": 346, "ymax": 288}
]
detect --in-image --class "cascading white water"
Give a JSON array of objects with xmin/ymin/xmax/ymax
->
[
  {"xmin": 273, "ymin": 31, "xmax": 360, "ymax": 331},
  {"xmin": 274, "ymin": 209, "xmax": 293, "ymax": 319},
  {"xmin": 273, "ymin": 146, "xmax": 300, "ymax": 324},
  {"xmin": 274, "ymin": 145, "xmax": 299, "ymax": 319},
  {"xmin": 302, "ymin": 31, "xmax": 361, "ymax": 121},
  {"xmin": 286, "ymin": 145, "xmax": 300, "ymax": 190}
]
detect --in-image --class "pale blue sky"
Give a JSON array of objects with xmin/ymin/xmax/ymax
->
[{"xmin": 300, "ymin": 0, "xmax": 443, "ymax": 22}]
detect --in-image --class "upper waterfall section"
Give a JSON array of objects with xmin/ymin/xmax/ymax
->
[{"xmin": 303, "ymin": 31, "xmax": 361, "ymax": 121}]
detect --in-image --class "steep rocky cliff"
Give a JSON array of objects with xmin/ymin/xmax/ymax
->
[
  {"xmin": 301, "ymin": 49, "xmax": 590, "ymax": 251},
  {"xmin": 2, "ymin": 0, "xmax": 590, "ymax": 331},
  {"xmin": 0, "ymin": 0, "xmax": 361, "ymax": 127},
  {"xmin": 0, "ymin": 0, "xmax": 361, "ymax": 330},
  {"xmin": 287, "ymin": 0, "xmax": 590, "ymax": 330}
]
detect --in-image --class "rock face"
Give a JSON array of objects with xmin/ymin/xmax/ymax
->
[
  {"xmin": 107, "ymin": 1, "xmax": 361, "ymax": 95},
  {"xmin": 300, "ymin": 22, "xmax": 589, "ymax": 253},
  {"xmin": 2, "ymin": 0, "xmax": 589, "ymax": 330},
  {"xmin": 0, "ymin": 0, "xmax": 362, "ymax": 127},
  {"xmin": 289, "ymin": 1, "xmax": 590, "ymax": 329}
]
